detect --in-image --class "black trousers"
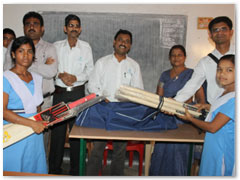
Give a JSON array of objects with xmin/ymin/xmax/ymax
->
[{"xmin": 48, "ymin": 87, "xmax": 85, "ymax": 175}]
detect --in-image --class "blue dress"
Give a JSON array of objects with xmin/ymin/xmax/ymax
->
[
  {"xmin": 149, "ymin": 68, "xmax": 193, "ymax": 176},
  {"xmin": 3, "ymin": 77, "xmax": 47, "ymax": 174},
  {"xmin": 199, "ymin": 96, "xmax": 235, "ymax": 176}
]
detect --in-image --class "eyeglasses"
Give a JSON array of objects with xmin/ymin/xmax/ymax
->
[
  {"xmin": 116, "ymin": 38, "xmax": 131, "ymax": 44},
  {"xmin": 67, "ymin": 24, "xmax": 80, "ymax": 28},
  {"xmin": 25, "ymin": 22, "xmax": 41, "ymax": 28},
  {"xmin": 212, "ymin": 27, "xmax": 229, "ymax": 33}
]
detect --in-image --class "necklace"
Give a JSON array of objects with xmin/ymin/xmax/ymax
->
[
  {"xmin": 172, "ymin": 68, "xmax": 179, "ymax": 81},
  {"xmin": 172, "ymin": 67, "xmax": 186, "ymax": 81}
]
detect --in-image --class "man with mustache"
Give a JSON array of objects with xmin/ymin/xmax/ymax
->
[
  {"xmin": 3, "ymin": 11, "xmax": 58, "ymax": 161},
  {"xmin": 49, "ymin": 14, "xmax": 94, "ymax": 175},
  {"xmin": 86, "ymin": 29, "xmax": 144, "ymax": 175}
]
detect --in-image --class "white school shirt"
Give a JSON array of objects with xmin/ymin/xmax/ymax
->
[
  {"xmin": 175, "ymin": 44, "xmax": 235, "ymax": 104},
  {"xmin": 87, "ymin": 54, "xmax": 144, "ymax": 102},
  {"xmin": 4, "ymin": 70, "xmax": 43, "ymax": 114},
  {"xmin": 54, "ymin": 39, "xmax": 94, "ymax": 88}
]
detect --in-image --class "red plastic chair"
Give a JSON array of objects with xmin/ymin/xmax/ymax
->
[{"xmin": 101, "ymin": 140, "xmax": 144, "ymax": 176}]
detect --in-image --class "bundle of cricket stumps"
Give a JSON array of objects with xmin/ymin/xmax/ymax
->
[{"xmin": 116, "ymin": 85, "xmax": 208, "ymax": 120}]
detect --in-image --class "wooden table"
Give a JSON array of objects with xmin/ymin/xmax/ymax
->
[
  {"xmin": 3, "ymin": 171, "xmax": 61, "ymax": 176},
  {"xmin": 69, "ymin": 124, "xmax": 205, "ymax": 176}
]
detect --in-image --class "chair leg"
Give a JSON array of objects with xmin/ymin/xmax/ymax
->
[
  {"xmin": 129, "ymin": 151, "xmax": 134, "ymax": 167},
  {"xmin": 103, "ymin": 149, "xmax": 108, "ymax": 166}
]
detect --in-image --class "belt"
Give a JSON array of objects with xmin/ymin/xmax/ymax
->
[
  {"xmin": 43, "ymin": 92, "xmax": 54, "ymax": 98},
  {"xmin": 55, "ymin": 85, "xmax": 85, "ymax": 93}
]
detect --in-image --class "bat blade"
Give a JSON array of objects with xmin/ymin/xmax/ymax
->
[{"xmin": 3, "ymin": 93, "xmax": 98, "ymax": 149}]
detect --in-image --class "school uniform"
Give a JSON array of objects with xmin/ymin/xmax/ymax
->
[{"xmin": 3, "ymin": 70, "xmax": 47, "ymax": 174}]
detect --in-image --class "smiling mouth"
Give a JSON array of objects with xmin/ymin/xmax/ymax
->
[{"xmin": 119, "ymin": 45, "xmax": 126, "ymax": 49}]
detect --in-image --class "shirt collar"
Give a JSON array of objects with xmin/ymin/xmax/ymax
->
[
  {"xmin": 63, "ymin": 38, "xmax": 79, "ymax": 48},
  {"xmin": 112, "ymin": 53, "xmax": 128, "ymax": 63},
  {"xmin": 35, "ymin": 38, "xmax": 43, "ymax": 48}
]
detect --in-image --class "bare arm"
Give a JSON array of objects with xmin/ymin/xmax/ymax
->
[
  {"xmin": 178, "ymin": 109, "xmax": 230, "ymax": 133},
  {"xmin": 195, "ymin": 86, "xmax": 206, "ymax": 104},
  {"xmin": 3, "ymin": 92, "xmax": 46, "ymax": 134},
  {"xmin": 156, "ymin": 84, "xmax": 164, "ymax": 96},
  {"xmin": 156, "ymin": 86, "xmax": 163, "ymax": 96}
]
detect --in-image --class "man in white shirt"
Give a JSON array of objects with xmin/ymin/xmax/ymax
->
[
  {"xmin": 49, "ymin": 14, "xmax": 94, "ymax": 175},
  {"xmin": 175, "ymin": 16, "xmax": 234, "ymax": 104},
  {"xmin": 86, "ymin": 29, "xmax": 144, "ymax": 176}
]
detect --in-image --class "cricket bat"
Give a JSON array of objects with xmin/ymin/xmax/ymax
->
[{"xmin": 3, "ymin": 94, "xmax": 105, "ymax": 149}]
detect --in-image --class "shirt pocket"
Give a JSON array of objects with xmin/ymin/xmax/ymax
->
[{"xmin": 122, "ymin": 70, "xmax": 133, "ymax": 85}]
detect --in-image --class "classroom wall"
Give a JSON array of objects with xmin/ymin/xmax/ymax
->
[{"xmin": 3, "ymin": 4, "xmax": 235, "ymax": 68}]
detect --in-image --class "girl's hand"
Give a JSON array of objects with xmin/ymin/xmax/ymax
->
[
  {"xmin": 104, "ymin": 98, "xmax": 110, "ymax": 103},
  {"xmin": 30, "ymin": 121, "xmax": 47, "ymax": 134},
  {"xmin": 194, "ymin": 103, "xmax": 211, "ymax": 112},
  {"xmin": 176, "ymin": 108, "xmax": 194, "ymax": 122}
]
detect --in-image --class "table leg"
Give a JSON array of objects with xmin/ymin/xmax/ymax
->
[
  {"xmin": 79, "ymin": 138, "xmax": 86, "ymax": 176},
  {"xmin": 187, "ymin": 143, "xmax": 194, "ymax": 176},
  {"xmin": 144, "ymin": 141, "xmax": 155, "ymax": 176}
]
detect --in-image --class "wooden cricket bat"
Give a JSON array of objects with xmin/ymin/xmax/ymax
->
[{"xmin": 3, "ymin": 94, "xmax": 104, "ymax": 149}]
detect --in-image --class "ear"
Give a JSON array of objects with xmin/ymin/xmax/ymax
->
[
  {"xmin": 208, "ymin": 30, "xmax": 213, "ymax": 40},
  {"xmin": 41, "ymin": 26, "xmax": 45, "ymax": 33},
  {"xmin": 64, "ymin": 26, "xmax": 67, "ymax": 34},
  {"xmin": 230, "ymin": 29, "xmax": 234, "ymax": 37},
  {"xmin": 79, "ymin": 27, "xmax": 82, "ymax": 33}
]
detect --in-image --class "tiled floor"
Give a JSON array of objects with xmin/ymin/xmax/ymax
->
[{"xmin": 61, "ymin": 148, "xmax": 143, "ymax": 176}]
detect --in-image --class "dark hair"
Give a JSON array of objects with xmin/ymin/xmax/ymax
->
[
  {"xmin": 23, "ymin": 11, "xmax": 44, "ymax": 26},
  {"xmin": 218, "ymin": 54, "xmax": 235, "ymax": 66},
  {"xmin": 208, "ymin": 16, "xmax": 233, "ymax": 32},
  {"xmin": 11, "ymin": 36, "xmax": 35, "ymax": 63},
  {"xmin": 3, "ymin": 28, "xmax": 16, "ymax": 38},
  {"xmin": 65, "ymin": 14, "xmax": 81, "ymax": 27},
  {"xmin": 114, "ymin": 29, "xmax": 132, "ymax": 44},
  {"xmin": 169, "ymin": 45, "xmax": 186, "ymax": 58}
]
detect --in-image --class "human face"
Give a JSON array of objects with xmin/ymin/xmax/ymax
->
[
  {"xmin": 64, "ymin": 20, "xmax": 81, "ymax": 39},
  {"xmin": 210, "ymin": 22, "xmax": 233, "ymax": 45},
  {"xmin": 11, "ymin": 43, "xmax": 34, "ymax": 68},
  {"xmin": 3, "ymin": 33, "xmax": 15, "ymax": 48},
  {"xmin": 24, "ymin": 17, "xmax": 44, "ymax": 41},
  {"xmin": 216, "ymin": 60, "xmax": 235, "ymax": 88},
  {"xmin": 113, "ymin": 34, "xmax": 131, "ymax": 56},
  {"xmin": 169, "ymin": 48, "xmax": 186, "ymax": 67}
]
